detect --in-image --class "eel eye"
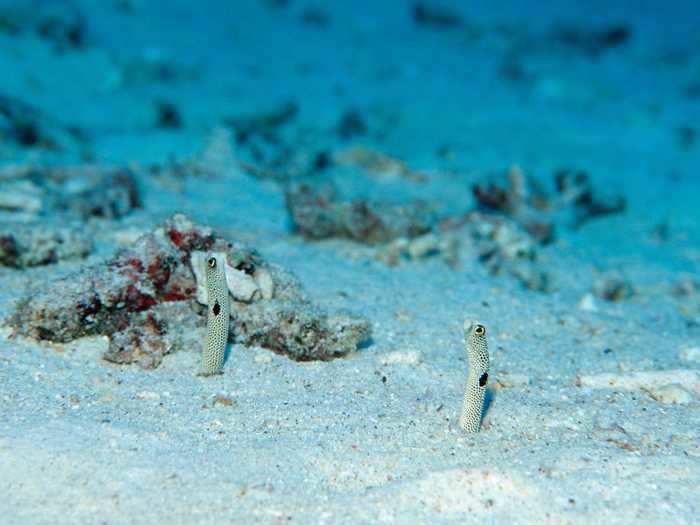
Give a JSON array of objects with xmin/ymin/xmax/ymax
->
[
  {"xmin": 474, "ymin": 324, "xmax": 486, "ymax": 336},
  {"xmin": 479, "ymin": 372, "xmax": 488, "ymax": 387},
  {"xmin": 207, "ymin": 257, "xmax": 217, "ymax": 268}
]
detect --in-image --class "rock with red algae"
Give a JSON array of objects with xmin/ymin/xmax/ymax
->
[
  {"xmin": 6, "ymin": 214, "xmax": 216, "ymax": 345},
  {"xmin": 6, "ymin": 213, "xmax": 370, "ymax": 367}
]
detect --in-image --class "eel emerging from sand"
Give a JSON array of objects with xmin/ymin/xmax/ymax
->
[
  {"xmin": 200, "ymin": 253, "xmax": 230, "ymax": 375},
  {"xmin": 459, "ymin": 320, "xmax": 490, "ymax": 433}
]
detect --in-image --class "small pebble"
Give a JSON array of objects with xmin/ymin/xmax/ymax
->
[
  {"xmin": 648, "ymin": 384, "xmax": 693, "ymax": 405},
  {"xmin": 578, "ymin": 293, "xmax": 598, "ymax": 312},
  {"xmin": 394, "ymin": 310, "xmax": 413, "ymax": 322},
  {"xmin": 213, "ymin": 395, "xmax": 235, "ymax": 407},
  {"xmin": 679, "ymin": 347, "xmax": 700, "ymax": 364},
  {"xmin": 379, "ymin": 350, "xmax": 421, "ymax": 365},
  {"xmin": 135, "ymin": 391, "xmax": 161, "ymax": 401},
  {"xmin": 494, "ymin": 374, "xmax": 531, "ymax": 388}
]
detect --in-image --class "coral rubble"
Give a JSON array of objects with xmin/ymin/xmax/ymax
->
[{"xmin": 466, "ymin": 211, "xmax": 550, "ymax": 291}]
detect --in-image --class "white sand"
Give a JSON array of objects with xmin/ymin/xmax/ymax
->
[{"xmin": 1, "ymin": 1, "xmax": 699, "ymax": 523}]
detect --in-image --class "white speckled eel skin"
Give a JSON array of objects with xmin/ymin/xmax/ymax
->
[
  {"xmin": 459, "ymin": 320, "xmax": 490, "ymax": 433},
  {"xmin": 200, "ymin": 253, "xmax": 230, "ymax": 375}
]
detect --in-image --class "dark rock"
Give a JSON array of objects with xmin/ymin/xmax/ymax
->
[
  {"xmin": 550, "ymin": 23, "xmax": 631, "ymax": 58},
  {"xmin": 300, "ymin": 6, "xmax": 330, "ymax": 27},
  {"xmin": 413, "ymin": 3, "xmax": 463, "ymax": 29},
  {"xmin": 336, "ymin": 109, "xmax": 368, "ymax": 140},
  {"xmin": 593, "ymin": 273, "xmax": 634, "ymax": 302},
  {"xmin": 155, "ymin": 100, "xmax": 182, "ymax": 129}
]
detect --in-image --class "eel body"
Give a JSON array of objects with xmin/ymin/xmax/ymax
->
[
  {"xmin": 200, "ymin": 253, "xmax": 230, "ymax": 375},
  {"xmin": 459, "ymin": 320, "xmax": 490, "ymax": 433}
]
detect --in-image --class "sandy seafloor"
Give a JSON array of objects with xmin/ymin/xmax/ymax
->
[{"xmin": 1, "ymin": 1, "xmax": 700, "ymax": 523}]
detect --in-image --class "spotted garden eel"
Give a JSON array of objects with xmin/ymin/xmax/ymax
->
[
  {"xmin": 199, "ymin": 253, "xmax": 230, "ymax": 375},
  {"xmin": 459, "ymin": 320, "xmax": 490, "ymax": 433}
]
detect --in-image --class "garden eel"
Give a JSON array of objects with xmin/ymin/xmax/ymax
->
[
  {"xmin": 199, "ymin": 253, "xmax": 230, "ymax": 375},
  {"xmin": 459, "ymin": 320, "xmax": 490, "ymax": 433}
]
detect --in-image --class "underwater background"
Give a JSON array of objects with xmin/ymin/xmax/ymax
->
[{"xmin": 1, "ymin": 1, "xmax": 699, "ymax": 523}]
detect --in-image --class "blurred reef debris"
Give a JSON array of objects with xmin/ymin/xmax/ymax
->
[
  {"xmin": 473, "ymin": 165, "xmax": 625, "ymax": 243},
  {"xmin": 465, "ymin": 212, "xmax": 549, "ymax": 292},
  {"xmin": 0, "ymin": 164, "xmax": 140, "ymax": 219},
  {"xmin": 0, "ymin": 3, "xmax": 86, "ymax": 51},
  {"xmin": 0, "ymin": 223, "xmax": 92, "ymax": 268},
  {"xmin": 0, "ymin": 94, "xmax": 82, "ymax": 151},
  {"xmin": 464, "ymin": 165, "xmax": 624, "ymax": 291},
  {"xmin": 412, "ymin": 3, "xmax": 463, "ymax": 30},
  {"xmin": 592, "ymin": 272, "xmax": 634, "ymax": 302},
  {"xmin": 548, "ymin": 22, "xmax": 631, "ymax": 58},
  {"xmin": 286, "ymin": 179, "xmax": 434, "ymax": 245}
]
